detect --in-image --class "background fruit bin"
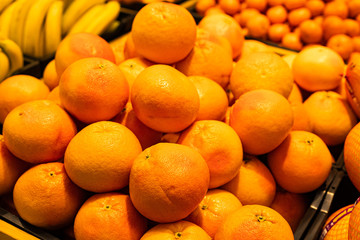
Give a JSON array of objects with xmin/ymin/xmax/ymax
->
[{"xmin": 191, "ymin": 0, "xmax": 360, "ymax": 62}]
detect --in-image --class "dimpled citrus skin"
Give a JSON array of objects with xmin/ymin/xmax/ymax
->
[
  {"xmin": 129, "ymin": 143, "xmax": 210, "ymax": 223},
  {"xmin": 131, "ymin": 2, "xmax": 197, "ymax": 64},
  {"xmin": 131, "ymin": 64, "xmax": 200, "ymax": 133}
]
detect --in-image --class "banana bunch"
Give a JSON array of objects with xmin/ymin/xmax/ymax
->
[
  {"xmin": 0, "ymin": 0, "xmax": 121, "ymax": 59},
  {"xmin": 0, "ymin": 36, "xmax": 24, "ymax": 82}
]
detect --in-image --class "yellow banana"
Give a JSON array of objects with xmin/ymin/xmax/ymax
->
[
  {"xmin": 0, "ymin": 2, "xmax": 17, "ymax": 38},
  {"xmin": 22, "ymin": 0, "xmax": 57, "ymax": 57},
  {"xmin": 0, "ymin": 49, "xmax": 10, "ymax": 82},
  {"xmin": 9, "ymin": 0, "xmax": 36, "ymax": 48},
  {"xmin": 62, "ymin": 0, "xmax": 73, "ymax": 10},
  {"xmin": 62, "ymin": 0, "xmax": 106, "ymax": 35},
  {"xmin": 0, "ymin": 0, "xmax": 13, "ymax": 14},
  {"xmin": 67, "ymin": 3, "xmax": 106, "ymax": 36},
  {"xmin": 84, "ymin": 1, "xmax": 121, "ymax": 36},
  {"xmin": 44, "ymin": 0, "xmax": 64, "ymax": 57},
  {"xmin": 0, "ymin": 37, "xmax": 24, "ymax": 75},
  {"xmin": 34, "ymin": 24, "xmax": 45, "ymax": 58}
]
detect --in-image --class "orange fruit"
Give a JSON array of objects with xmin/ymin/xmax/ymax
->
[
  {"xmin": 290, "ymin": 102, "xmax": 313, "ymax": 132},
  {"xmin": 321, "ymin": 204, "xmax": 353, "ymax": 239},
  {"xmin": 281, "ymin": 32, "xmax": 303, "ymax": 51},
  {"xmin": 270, "ymin": 188, "xmax": 311, "ymax": 231},
  {"xmin": 188, "ymin": 76, "xmax": 229, "ymax": 121},
  {"xmin": 0, "ymin": 135, "xmax": 30, "ymax": 195},
  {"xmin": 109, "ymin": 33, "xmax": 128, "ymax": 65},
  {"xmin": 186, "ymin": 189, "xmax": 242, "ymax": 238},
  {"xmin": 3, "ymin": 100, "xmax": 77, "ymax": 164},
  {"xmin": 267, "ymin": 130, "xmax": 333, "ymax": 193},
  {"xmin": 230, "ymin": 52, "xmax": 293, "ymax": 99},
  {"xmin": 287, "ymin": 82, "xmax": 303, "ymax": 104},
  {"xmin": 13, "ymin": 162, "xmax": 86, "ymax": 229},
  {"xmin": 322, "ymin": 16, "xmax": 346, "ymax": 41},
  {"xmin": 55, "ymin": 32, "xmax": 116, "ymax": 77},
  {"xmin": 214, "ymin": 204, "xmax": 294, "ymax": 240},
  {"xmin": 239, "ymin": 39, "xmax": 272, "ymax": 59},
  {"xmin": 344, "ymin": 123, "xmax": 360, "ymax": 192},
  {"xmin": 353, "ymin": 36, "xmax": 360, "ymax": 52},
  {"xmin": 304, "ymin": 91, "xmax": 357, "ymax": 146},
  {"xmin": 282, "ymin": 54, "xmax": 297, "ymax": 71},
  {"xmin": 64, "ymin": 121, "xmax": 142, "ymax": 193},
  {"xmin": 131, "ymin": 64, "xmax": 200, "ymax": 133},
  {"xmin": 113, "ymin": 102, "xmax": 163, "ymax": 150},
  {"xmin": 204, "ymin": 5, "xmax": 226, "ymax": 16},
  {"xmin": 198, "ymin": 13, "xmax": 244, "ymax": 59},
  {"xmin": 74, "ymin": 192, "xmax": 148, "ymax": 240},
  {"xmin": 141, "ymin": 220, "xmax": 211, "ymax": 239},
  {"xmin": 344, "ymin": 19, "xmax": 360, "ymax": 37},
  {"xmin": 230, "ymin": 89, "xmax": 294, "ymax": 155},
  {"xmin": 268, "ymin": 0, "xmax": 284, "ymax": 6},
  {"xmin": 246, "ymin": 13, "xmax": 270, "ymax": 39},
  {"xmin": 177, "ymin": 120, "xmax": 243, "ymax": 188},
  {"xmin": 222, "ymin": 155, "xmax": 277, "ymax": 206},
  {"xmin": 266, "ymin": 5, "xmax": 288, "ymax": 24},
  {"xmin": 305, "ymin": 0, "xmax": 325, "ymax": 17},
  {"xmin": 288, "ymin": 7, "xmax": 311, "ymax": 27},
  {"xmin": 175, "ymin": 37, "xmax": 233, "ymax": 88},
  {"xmin": 46, "ymin": 86, "xmax": 62, "ymax": 107},
  {"xmin": 327, "ymin": 34, "xmax": 355, "ymax": 61},
  {"xmin": 245, "ymin": 0, "xmax": 267, "ymax": 11},
  {"xmin": 0, "ymin": 75, "xmax": 50, "ymax": 124},
  {"xmin": 59, "ymin": 57, "xmax": 129, "ymax": 124},
  {"xmin": 129, "ymin": 142, "xmax": 210, "ymax": 223},
  {"xmin": 195, "ymin": 0, "xmax": 217, "ymax": 15},
  {"xmin": 345, "ymin": 52, "xmax": 360, "ymax": 118},
  {"xmin": 349, "ymin": 0, "xmax": 360, "ymax": 18},
  {"xmin": 292, "ymin": 45, "xmax": 345, "ymax": 92},
  {"xmin": 236, "ymin": 8, "xmax": 260, "ymax": 28},
  {"xmin": 123, "ymin": 32, "xmax": 141, "ymax": 60},
  {"xmin": 218, "ymin": 0, "xmax": 241, "ymax": 15},
  {"xmin": 131, "ymin": 2, "xmax": 196, "ymax": 64},
  {"xmin": 323, "ymin": 0, "xmax": 349, "ymax": 19},
  {"xmin": 268, "ymin": 23, "xmax": 291, "ymax": 43},
  {"xmin": 298, "ymin": 19, "xmax": 323, "ymax": 44},
  {"xmin": 43, "ymin": 59, "xmax": 60, "ymax": 90},
  {"xmin": 118, "ymin": 57, "xmax": 154, "ymax": 91},
  {"xmin": 196, "ymin": 27, "xmax": 233, "ymax": 57},
  {"xmin": 349, "ymin": 200, "xmax": 360, "ymax": 240},
  {"xmin": 284, "ymin": 0, "xmax": 306, "ymax": 10}
]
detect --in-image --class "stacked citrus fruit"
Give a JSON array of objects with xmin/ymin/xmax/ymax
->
[
  {"xmin": 0, "ymin": 2, "xmax": 359, "ymax": 239},
  {"xmin": 195, "ymin": 0, "xmax": 360, "ymax": 61}
]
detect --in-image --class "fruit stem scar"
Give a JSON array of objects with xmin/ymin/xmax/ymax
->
[
  {"xmin": 145, "ymin": 154, "xmax": 150, "ymax": 160},
  {"xmin": 175, "ymin": 232, "xmax": 182, "ymax": 239},
  {"xmin": 306, "ymin": 139, "xmax": 314, "ymax": 145},
  {"xmin": 201, "ymin": 205, "xmax": 208, "ymax": 210},
  {"xmin": 49, "ymin": 171, "xmax": 55, "ymax": 177},
  {"xmin": 104, "ymin": 205, "xmax": 111, "ymax": 210},
  {"xmin": 256, "ymin": 215, "xmax": 266, "ymax": 222},
  {"xmin": 98, "ymin": 64, "xmax": 105, "ymax": 69}
]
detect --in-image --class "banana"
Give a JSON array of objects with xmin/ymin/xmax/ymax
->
[
  {"xmin": 0, "ymin": 37, "xmax": 24, "ymax": 75},
  {"xmin": 22, "ymin": 0, "xmax": 57, "ymax": 57},
  {"xmin": 44, "ymin": 0, "xmax": 64, "ymax": 57},
  {"xmin": 0, "ymin": 49, "xmax": 10, "ymax": 82},
  {"xmin": 62, "ymin": 0, "xmax": 73, "ymax": 10},
  {"xmin": 9, "ymin": 0, "xmax": 36, "ymax": 48},
  {"xmin": 34, "ymin": 24, "xmax": 45, "ymax": 58},
  {"xmin": 0, "ymin": 0, "xmax": 13, "ymax": 14},
  {"xmin": 0, "ymin": 1, "xmax": 17, "ymax": 38},
  {"xmin": 62, "ymin": 0, "xmax": 106, "ymax": 35},
  {"xmin": 67, "ymin": 3, "xmax": 106, "ymax": 35},
  {"xmin": 84, "ymin": 1, "xmax": 121, "ymax": 36}
]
